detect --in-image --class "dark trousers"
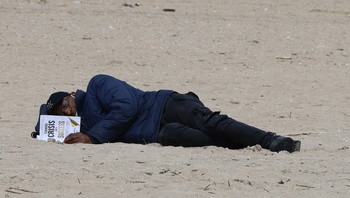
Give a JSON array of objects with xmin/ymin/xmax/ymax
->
[{"xmin": 157, "ymin": 92, "xmax": 269, "ymax": 149}]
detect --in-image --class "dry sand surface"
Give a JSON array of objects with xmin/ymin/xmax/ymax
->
[{"xmin": 1, "ymin": 0, "xmax": 350, "ymax": 197}]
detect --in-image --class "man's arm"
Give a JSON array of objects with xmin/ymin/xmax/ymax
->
[{"xmin": 83, "ymin": 75, "xmax": 140, "ymax": 143}]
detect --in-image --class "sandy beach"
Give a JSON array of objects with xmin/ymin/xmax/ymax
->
[{"xmin": 1, "ymin": 0, "xmax": 349, "ymax": 197}]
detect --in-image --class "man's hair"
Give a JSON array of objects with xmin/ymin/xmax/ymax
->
[{"xmin": 46, "ymin": 92, "xmax": 70, "ymax": 114}]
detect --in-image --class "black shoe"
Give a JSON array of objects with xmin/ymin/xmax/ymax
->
[{"xmin": 268, "ymin": 136, "xmax": 301, "ymax": 153}]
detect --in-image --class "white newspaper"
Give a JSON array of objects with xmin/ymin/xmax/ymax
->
[{"xmin": 38, "ymin": 115, "xmax": 81, "ymax": 142}]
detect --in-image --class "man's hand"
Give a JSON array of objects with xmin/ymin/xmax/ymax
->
[{"xmin": 64, "ymin": 132, "xmax": 92, "ymax": 144}]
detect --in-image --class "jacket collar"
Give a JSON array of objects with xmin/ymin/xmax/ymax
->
[{"xmin": 75, "ymin": 89, "xmax": 86, "ymax": 116}]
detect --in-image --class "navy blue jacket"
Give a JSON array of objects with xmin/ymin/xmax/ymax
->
[{"xmin": 35, "ymin": 74, "xmax": 173, "ymax": 144}]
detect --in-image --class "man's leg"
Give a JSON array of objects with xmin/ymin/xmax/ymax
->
[
  {"xmin": 204, "ymin": 113, "xmax": 301, "ymax": 152},
  {"xmin": 158, "ymin": 122, "xmax": 238, "ymax": 148},
  {"xmin": 162, "ymin": 92, "xmax": 266, "ymax": 146},
  {"xmin": 162, "ymin": 92, "xmax": 300, "ymax": 152}
]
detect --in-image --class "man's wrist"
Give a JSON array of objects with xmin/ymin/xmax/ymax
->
[{"xmin": 85, "ymin": 134, "xmax": 98, "ymax": 144}]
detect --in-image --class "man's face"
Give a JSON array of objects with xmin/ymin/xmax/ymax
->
[{"xmin": 53, "ymin": 95, "xmax": 77, "ymax": 116}]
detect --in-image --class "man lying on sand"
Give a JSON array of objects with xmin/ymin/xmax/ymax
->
[{"xmin": 34, "ymin": 74, "xmax": 301, "ymax": 152}]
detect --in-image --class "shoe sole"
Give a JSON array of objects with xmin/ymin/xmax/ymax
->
[{"xmin": 293, "ymin": 140, "xmax": 301, "ymax": 152}]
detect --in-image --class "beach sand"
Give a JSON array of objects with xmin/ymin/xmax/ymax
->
[{"xmin": 1, "ymin": 0, "xmax": 349, "ymax": 197}]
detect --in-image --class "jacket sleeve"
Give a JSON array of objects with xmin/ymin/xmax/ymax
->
[{"xmin": 84, "ymin": 75, "xmax": 139, "ymax": 143}]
